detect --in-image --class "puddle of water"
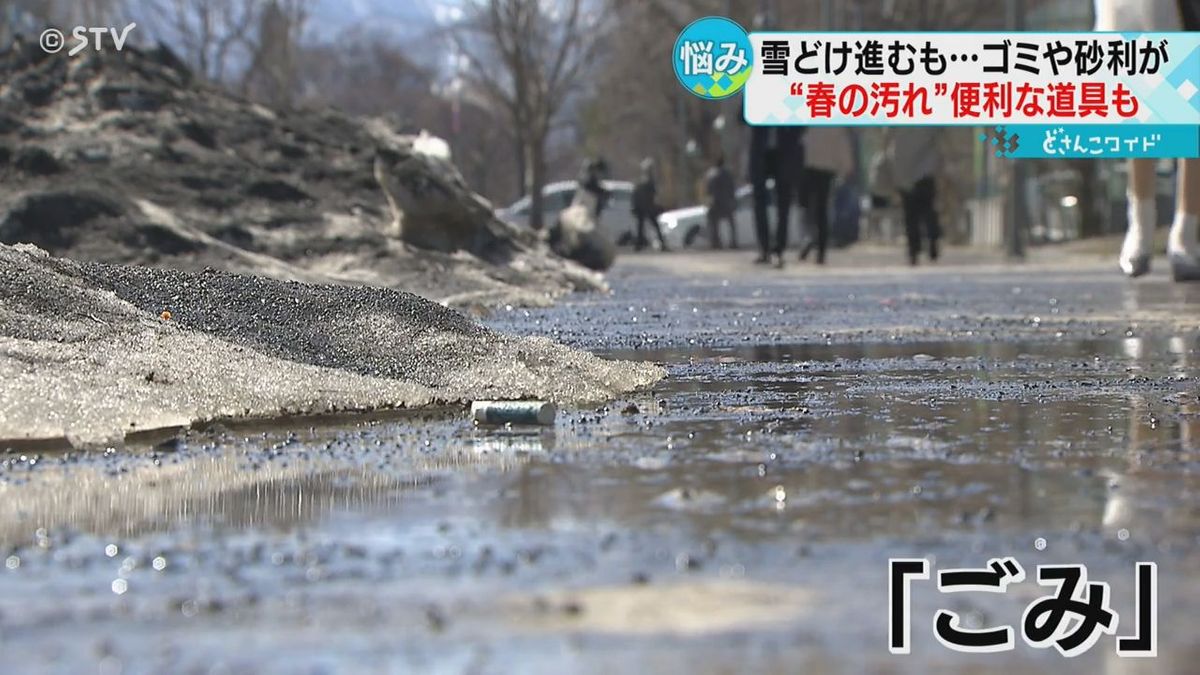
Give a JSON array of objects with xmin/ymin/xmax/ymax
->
[
  {"xmin": 2, "ymin": 336, "xmax": 1196, "ymax": 550},
  {"xmin": 3, "ymin": 335, "xmax": 1200, "ymax": 671}
]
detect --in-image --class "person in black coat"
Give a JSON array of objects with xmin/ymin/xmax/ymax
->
[
  {"xmin": 748, "ymin": 125, "xmax": 804, "ymax": 267},
  {"xmin": 704, "ymin": 155, "xmax": 738, "ymax": 249},
  {"xmin": 632, "ymin": 157, "xmax": 667, "ymax": 251},
  {"xmin": 578, "ymin": 158, "xmax": 611, "ymax": 218}
]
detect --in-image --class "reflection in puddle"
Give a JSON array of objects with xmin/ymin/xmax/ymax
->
[
  {"xmin": 0, "ymin": 457, "xmax": 422, "ymax": 548},
  {"xmin": 0, "ymin": 425, "xmax": 536, "ymax": 548},
  {"xmin": 599, "ymin": 335, "xmax": 1195, "ymax": 364},
  {"xmin": 472, "ymin": 430, "xmax": 555, "ymax": 455}
]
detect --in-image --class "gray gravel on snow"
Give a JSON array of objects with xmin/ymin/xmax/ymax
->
[{"xmin": 0, "ymin": 244, "xmax": 662, "ymax": 446}]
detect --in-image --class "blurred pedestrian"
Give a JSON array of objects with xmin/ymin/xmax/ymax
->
[
  {"xmin": 1098, "ymin": 0, "xmax": 1200, "ymax": 279},
  {"xmin": 798, "ymin": 127, "xmax": 855, "ymax": 264},
  {"xmin": 632, "ymin": 157, "xmax": 667, "ymax": 251},
  {"xmin": 578, "ymin": 157, "xmax": 611, "ymax": 218},
  {"xmin": 748, "ymin": 125, "xmax": 805, "ymax": 267},
  {"xmin": 890, "ymin": 127, "xmax": 942, "ymax": 266},
  {"xmin": 704, "ymin": 155, "xmax": 738, "ymax": 249},
  {"xmin": 831, "ymin": 180, "xmax": 863, "ymax": 246}
]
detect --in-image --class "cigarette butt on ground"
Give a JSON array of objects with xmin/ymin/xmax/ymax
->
[{"xmin": 471, "ymin": 400, "xmax": 557, "ymax": 426}]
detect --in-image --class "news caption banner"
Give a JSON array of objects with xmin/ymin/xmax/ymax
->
[{"xmin": 673, "ymin": 18, "xmax": 1200, "ymax": 158}]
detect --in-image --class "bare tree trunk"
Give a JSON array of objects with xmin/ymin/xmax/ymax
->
[
  {"xmin": 450, "ymin": 0, "xmax": 602, "ymax": 229},
  {"xmin": 513, "ymin": 128, "xmax": 527, "ymax": 199},
  {"xmin": 240, "ymin": 0, "xmax": 307, "ymax": 109},
  {"xmin": 528, "ymin": 137, "xmax": 546, "ymax": 230}
]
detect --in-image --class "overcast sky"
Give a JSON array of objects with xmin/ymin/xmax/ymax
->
[{"xmin": 306, "ymin": 0, "xmax": 442, "ymax": 43}]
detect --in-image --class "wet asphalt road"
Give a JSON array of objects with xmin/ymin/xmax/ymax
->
[{"xmin": 2, "ymin": 248, "xmax": 1199, "ymax": 673}]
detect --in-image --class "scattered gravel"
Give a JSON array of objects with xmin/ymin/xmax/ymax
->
[{"xmin": 0, "ymin": 244, "xmax": 663, "ymax": 446}]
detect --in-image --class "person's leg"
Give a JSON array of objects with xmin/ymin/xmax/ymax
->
[
  {"xmin": 814, "ymin": 170, "xmax": 833, "ymax": 264},
  {"xmin": 1168, "ymin": 0, "xmax": 1200, "ymax": 277},
  {"xmin": 775, "ymin": 154, "xmax": 806, "ymax": 264},
  {"xmin": 634, "ymin": 213, "xmax": 647, "ymax": 251},
  {"xmin": 1180, "ymin": 158, "xmax": 1200, "ymax": 216},
  {"xmin": 1168, "ymin": 158, "xmax": 1200, "ymax": 280},
  {"xmin": 920, "ymin": 176, "xmax": 940, "ymax": 261},
  {"xmin": 774, "ymin": 170, "xmax": 794, "ymax": 263},
  {"xmin": 726, "ymin": 212, "xmax": 739, "ymax": 249},
  {"xmin": 651, "ymin": 213, "xmax": 668, "ymax": 251},
  {"xmin": 707, "ymin": 208, "xmax": 723, "ymax": 249},
  {"xmin": 1121, "ymin": 158, "xmax": 1157, "ymax": 277},
  {"xmin": 901, "ymin": 188, "xmax": 920, "ymax": 266},
  {"xmin": 795, "ymin": 168, "xmax": 811, "ymax": 258},
  {"xmin": 751, "ymin": 166, "xmax": 771, "ymax": 262},
  {"xmin": 797, "ymin": 168, "xmax": 816, "ymax": 261}
]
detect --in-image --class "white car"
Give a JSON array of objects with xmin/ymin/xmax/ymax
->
[
  {"xmin": 497, "ymin": 180, "xmax": 637, "ymax": 245},
  {"xmin": 658, "ymin": 184, "xmax": 767, "ymax": 250}
]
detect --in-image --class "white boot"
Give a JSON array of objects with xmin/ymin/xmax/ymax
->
[
  {"xmin": 1119, "ymin": 194, "xmax": 1155, "ymax": 277},
  {"xmin": 1167, "ymin": 212, "xmax": 1200, "ymax": 282}
]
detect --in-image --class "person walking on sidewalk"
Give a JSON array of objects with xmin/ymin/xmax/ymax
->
[
  {"xmin": 748, "ymin": 125, "xmax": 805, "ymax": 267},
  {"xmin": 578, "ymin": 157, "xmax": 611, "ymax": 219},
  {"xmin": 889, "ymin": 127, "xmax": 942, "ymax": 266},
  {"xmin": 1099, "ymin": 0, "xmax": 1200, "ymax": 280},
  {"xmin": 704, "ymin": 155, "xmax": 738, "ymax": 249},
  {"xmin": 798, "ymin": 127, "xmax": 855, "ymax": 264},
  {"xmin": 632, "ymin": 157, "xmax": 667, "ymax": 251}
]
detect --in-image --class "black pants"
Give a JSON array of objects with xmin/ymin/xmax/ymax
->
[
  {"xmin": 750, "ymin": 150, "xmax": 801, "ymax": 256},
  {"xmin": 635, "ymin": 212, "xmax": 665, "ymax": 250},
  {"xmin": 900, "ymin": 176, "xmax": 940, "ymax": 262},
  {"xmin": 1181, "ymin": 0, "xmax": 1200, "ymax": 31},
  {"xmin": 801, "ymin": 168, "xmax": 834, "ymax": 263},
  {"xmin": 706, "ymin": 208, "xmax": 738, "ymax": 248}
]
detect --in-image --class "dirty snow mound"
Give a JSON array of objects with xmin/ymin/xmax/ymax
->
[
  {"xmin": 0, "ymin": 245, "xmax": 663, "ymax": 446},
  {"xmin": 0, "ymin": 41, "xmax": 599, "ymax": 307}
]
